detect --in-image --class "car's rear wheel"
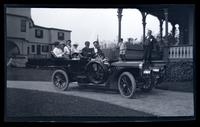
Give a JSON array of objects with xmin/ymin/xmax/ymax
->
[
  {"xmin": 118, "ymin": 72, "xmax": 136, "ymax": 99},
  {"xmin": 52, "ymin": 69, "xmax": 69, "ymax": 91}
]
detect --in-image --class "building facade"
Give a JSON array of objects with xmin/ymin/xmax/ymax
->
[{"xmin": 6, "ymin": 8, "xmax": 71, "ymax": 59}]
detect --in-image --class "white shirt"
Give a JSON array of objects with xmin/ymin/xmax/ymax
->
[
  {"xmin": 119, "ymin": 42, "xmax": 126, "ymax": 54},
  {"xmin": 94, "ymin": 48, "xmax": 98, "ymax": 54},
  {"xmin": 52, "ymin": 47, "xmax": 64, "ymax": 58},
  {"xmin": 71, "ymin": 47, "xmax": 79, "ymax": 54},
  {"xmin": 64, "ymin": 46, "xmax": 71, "ymax": 55}
]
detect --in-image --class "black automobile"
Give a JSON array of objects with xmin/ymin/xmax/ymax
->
[{"xmin": 26, "ymin": 52, "xmax": 166, "ymax": 99}]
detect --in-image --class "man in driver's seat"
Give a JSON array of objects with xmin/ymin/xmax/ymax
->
[
  {"xmin": 93, "ymin": 41, "xmax": 109, "ymax": 65},
  {"xmin": 81, "ymin": 41, "xmax": 94, "ymax": 59},
  {"xmin": 93, "ymin": 41, "xmax": 105, "ymax": 59}
]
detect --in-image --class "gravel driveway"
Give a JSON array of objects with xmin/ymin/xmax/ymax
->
[{"xmin": 6, "ymin": 81, "xmax": 194, "ymax": 116}]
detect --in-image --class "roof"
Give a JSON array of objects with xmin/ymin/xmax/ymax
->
[
  {"xmin": 134, "ymin": 4, "xmax": 194, "ymax": 25},
  {"xmin": 6, "ymin": 13, "xmax": 72, "ymax": 32},
  {"xmin": 34, "ymin": 25, "xmax": 72, "ymax": 32}
]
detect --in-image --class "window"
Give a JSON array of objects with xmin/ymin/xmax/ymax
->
[
  {"xmin": 21, "ymin": 20, "xmax": 26, "ymax": 32},
  {"xmin": 42, "ymin": 45, "xmax": 49, "ymax": 52},
  {"xmin": 35, "ymin": 29, "xmax": 43, "ymax": 38},
  {"xmin": 31, "ymin": 45, "xmax": 35, "ymax": 52},
  {"xmin": 58, "ymin": 32, "xmax": 64, "ymax": 40}
]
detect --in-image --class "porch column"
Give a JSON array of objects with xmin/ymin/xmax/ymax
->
[
  {"xmin": 172, "ymin": 23, "xmax": 176, "ymax": 38},
  {"xmin": 163, "ymin": 8, "xmax": 169, "ymax": 62},
  {"xmin": 158, "ymin": 18, "xmax": 164, "ymax": 42},
  {"xmin": 141, "ymin": 11, "xmax": 148, "ymax": 45},
  {"xmin": 164, "ymin": 8, "xmax": 169, "ymax": 38},
  {"xmin": 117, "ymin": 8, "xmax": 123, "ymax": 43},
  {"xmin": 179, "ymin": 24, "xmax": 184, "ymax": 44},
  {"xmin": 188, "ymin": 7, "xmax": 194, "ymax": 45}
]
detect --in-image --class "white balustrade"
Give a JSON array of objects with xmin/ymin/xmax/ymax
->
[{"xmin": 169, "ymin": 45, "xmax": 193, "ymax": 59}]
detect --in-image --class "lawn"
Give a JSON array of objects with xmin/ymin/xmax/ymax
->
[
  {"xmin": 156, "ymin": 81, "xmax": 194, "ymax": 93},
  {"xmin": 6, "ymin": 67, "xmax": 54, "ymax": 81},
  {"xmin": 6, "ymin": 88, "xmax": 152, "ymax": 120}
]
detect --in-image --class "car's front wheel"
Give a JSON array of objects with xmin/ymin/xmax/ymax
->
[
  {"xmin": 52, "ymin": 69, "xmax": 69, "ymax": 91},
  {"xmin": 118, "ymin": 72, "xmax": 136, "ymax": 99}
]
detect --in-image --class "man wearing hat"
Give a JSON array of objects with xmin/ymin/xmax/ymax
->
[
  {"xmin": 71, "ymin": 43, "xmax": 81, "ymax": 59},
  {"xmin": 143, "ymin": 30, "xmax": 156, "ymax": 64},
  {"xmin": 71, "ymin": 43, "xmax": 79, "ymax": 54},
  {"xmin": 81, "ymin": 41, "xmax": 94, "ymax": 58}
]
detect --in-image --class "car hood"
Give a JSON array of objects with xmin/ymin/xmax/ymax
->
[{"xmin": 111, "ymin": 61, "xmax": 143, "ymax": 67}]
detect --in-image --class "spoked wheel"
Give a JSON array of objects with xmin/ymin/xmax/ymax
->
[
  {"xmin": 118, "ymin": 72, "xmax": 136, "ymax": 99},
  {"xmin": 86, "ymin": 61, "xmax": 108, "ymax": 84},
  {"xmin": 141, "ymin": 77, "xmax": 153, "ymax": 92},
  {"xmin": 52, "ymin": 69, "xmax": 69, "ymax": 91}
]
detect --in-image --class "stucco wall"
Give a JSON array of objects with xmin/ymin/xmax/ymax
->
[
  {"xmin": 7, "ymin": 39, "xmax": 28, "ymax": 55},
  {"xmin": 28, "ymin": 27, "xmax": 50, "ymax": 44},
  {"xmin": 49, "ymin": 30, "xmax": 71, "ymax": 44},
  {"xmin": 6, "ymin": 15, "xmax": 29, "ymax": 39}
]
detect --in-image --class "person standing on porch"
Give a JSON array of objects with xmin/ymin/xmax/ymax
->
[
  {"xmin": 117, "ymin": 38, "xmax": 127, "ymax": 61},
  {"xmin": 143, "ymin": 30, "xmax": 156, "ymax": 64}
]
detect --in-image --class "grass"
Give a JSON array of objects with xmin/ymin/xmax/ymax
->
[
  {"xmin": 156, "ymin": 81, "xmax": 194, "ymax": 93},
  {"xmin": 6, "ymin": 88, "xmax": 152, "ymax": 118},
  {"xmin": 6, "ymin": 66, "xmax": 54, "ymax": 81}
]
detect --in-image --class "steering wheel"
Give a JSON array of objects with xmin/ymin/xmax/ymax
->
[
  {"xmin": 86, "ymin": 61, "xmax": 109, "ymax": 84},
  {"xmin": 71, "ymin": 52, "xmax": 79, "ymax": 58}
]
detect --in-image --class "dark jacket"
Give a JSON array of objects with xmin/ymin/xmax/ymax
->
[
  {"xmin": 96, "ymin": 48, "xmax": 105, "ymax": 59},
  {"xmin": 81, "ymin": 47, "xmax": 95, "ymax": 58},
  {"xmin": 144, "ymin": 35, "xmax": 156, "ymax": 47}
]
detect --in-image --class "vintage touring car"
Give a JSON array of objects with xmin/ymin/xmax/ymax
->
[{"xmin": 26, "ymin": 51, "xmax": 166, "ymax": 99}]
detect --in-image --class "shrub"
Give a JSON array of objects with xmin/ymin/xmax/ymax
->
[
  {"xmin": 126, "ymin": 42, "xmax": 143, "ymax": 50},
  {"xmin": 164, "ymin": 61, "xmax": 193, "ymax": 82}
]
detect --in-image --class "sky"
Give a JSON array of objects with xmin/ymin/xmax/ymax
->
[{"xmin": 31, "ymin": 8, "xmax": 172, "ymax": 48}]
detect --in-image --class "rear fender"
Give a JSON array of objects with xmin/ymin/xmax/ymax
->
[{"xmin": 52, "ymin": 66, "xmax": 73, "ymax": 82}]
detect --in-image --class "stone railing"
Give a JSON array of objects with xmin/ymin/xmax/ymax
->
[{"xmin": 169, "ymin": 45, "xmax": 193, "ymax": 59}]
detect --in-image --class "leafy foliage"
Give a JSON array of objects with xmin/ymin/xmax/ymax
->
[
  {"xmin": 126, "ymin": 42, "xmax": 144, "ymax": 50},
  {"xmin": 164, "ymin": 61, "xmax": 193, "ymax": 82}
]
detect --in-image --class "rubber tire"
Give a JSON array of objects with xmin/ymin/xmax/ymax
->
[
  {"xmin": 52, "ymin": 69, "xmax": 69, "ymax": 91},
  {"xmin": 86, "ymin": 61, "xmax": 108, "ymax": 84},
  {"xmin": 118, "ymin": 72, "xmax": 136, "ymax": 99}
]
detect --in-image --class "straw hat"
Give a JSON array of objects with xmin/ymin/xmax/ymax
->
[
  {"xmin": 73, "ymin": 43, "xmax": 78, "ymax": 46},
  {"xmin": 59, "ymin": 41, "xmax": 66, "ymax": 45}
]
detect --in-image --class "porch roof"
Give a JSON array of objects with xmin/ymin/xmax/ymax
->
[{"xmin": 131, "ymin": 4, "xmax": 194, "ymax": 25}]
